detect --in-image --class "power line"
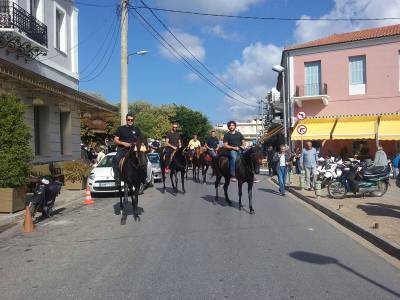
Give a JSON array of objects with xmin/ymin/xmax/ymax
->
[
  {"xmin": 80, "ymin": 12, "xmax": 119, "ymax": 75},
  {"xmin": 80, "ymin": 13, "xmax": 122, "ymax": 82},
  {"xmin": 80, "ymin": 13, "xmax": 120, "ymax": 80},
  {"xmin": 132, "ymin": 5, "xmax": 400, "ymax": 22},
  {"xmin": 131, "ymin": 9, "xmax": 258, "ymax": 108},
  {"xmin": 75, "ymin": 1, "xmax": 116, "ymax": 8},
  {"xmin": 139, "ymin": 0, "xmax": 251, "ymax": 104}
]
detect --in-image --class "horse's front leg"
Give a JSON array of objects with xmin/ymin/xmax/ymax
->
[
  {"xmin": 223, "ymin": 177, "xmax": 232, "ymax": 206},
  {"xmin": 170, "ymin": 172, "xmax": 176, "ymax": 192},
  {"xmin": 248, "ymin": 181, "xmax": 254, "ymax": 214},
  {"xmin": 180, "ymin": 170, "xmax": 186, "ymax": 193},
  {"xmin": 174, "ymin": 172, "xmax": 178, "ymax": 192},
  {"xmin": 132, "ymin": 184, "xmax": 140, "ymax": 221},
  {"xmin": 121, "ymin": 182, "xmax": 128, "ymax": 225},
  {"xmin": 214, "ymin": 174, "xmax": 221, "ymax": 203},
  {"xmin": 162, "ymin": 168, "xmax": 166, "ymax": 192},
  {"xmin": 238, "ymin": 181, "xmax": 243, "ymax": 210}
]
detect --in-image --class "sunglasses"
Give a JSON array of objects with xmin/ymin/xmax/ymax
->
[
  {"xmin": 126, "ymin": 118, "xmax": 134, "ymax": 121},
  {"xmin": 172, "ymin": 126, "xmax": 178, "ymax": 129}
]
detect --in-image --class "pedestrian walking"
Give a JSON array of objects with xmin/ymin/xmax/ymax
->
[
  {"xmin": 300, "ymin": 141, "xmax": 318, "ymax": 190},
  {"xmin": 292, "ymin": 147, "xmax": 302, "ymax": 174},
  {"xmin": 392, "ymin": 152, "xmax": 400, "ymax": 178},
  {"xmin": 266, "ymin": 146, "xmax": 275, "ymax": 176},
  {"xmin": 273, "ymin": 145, "xmax": 290, "ymax": 195}
]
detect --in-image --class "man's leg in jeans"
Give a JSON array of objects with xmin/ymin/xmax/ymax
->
[
  {"xmin": 304, "ymin": 166, "xmax": 311, "ymax": 189},
  {"xmin": 277, "ymin": 167, "xmax": 283, "ymax": 193},
  {"xmin": 311, "ymin": 166, "xmax": 317, "ymax": 189},
  {"xmin": 209, "ymin": 149, "xmax": 217, "ymax": 158},
  {"xmin": 228, "ymin": 150, "xmax": 238, "ymax": 177},
  {"xmin": 112, "ymin": 149, "xmax": 127, "ymax": 182}
]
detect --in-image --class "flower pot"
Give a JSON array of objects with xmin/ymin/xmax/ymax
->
[
  {"xmin": 0, "ymin": 186, "xmax": 27, "ymax": 213},
  {"xmin": 64, "ymin": 177, "xmax": 87, "ymax": 190}
]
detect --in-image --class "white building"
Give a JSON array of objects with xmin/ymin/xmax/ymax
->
[
  {"xmin": 0, "ymin": 0, "xmax": 116, "ymax": 163},
  {"xmin": 215, "ymin": 118, "xmax": 263, "ymax": 143}
]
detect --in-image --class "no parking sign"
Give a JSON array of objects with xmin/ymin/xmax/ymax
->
[{"xmin": 297, "ymin": 125, "xmax": 307, "ymax": 135}]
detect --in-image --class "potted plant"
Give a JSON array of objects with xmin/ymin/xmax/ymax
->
[
  {"xmin": 0, "ymin": 94, "xmax": 32, "ymax": 213},
  {"xmin": 63, "ymin": 160, "xmax": 92, "ymax": 190}
]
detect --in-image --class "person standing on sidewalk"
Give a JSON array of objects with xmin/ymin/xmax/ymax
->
[
  {"xmin": 374, "ymin": 145, "xmax": 389, "ymax": 167},
  {"xmin": 266, "ymin": 145, "xmax": 275, "ymax": 176},
  {"xmin": 300, "ymin": 141, "xmax": 318, "ymax": 191},
  {"xmin": 273, "ymin": 145, "xmax": 290, "ymax": 195}
]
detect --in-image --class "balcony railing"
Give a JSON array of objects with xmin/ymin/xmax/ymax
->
[
  {"xmin": 295, "ymin": 83, "xmax": 328, "ymax": 97},
  {"xmin": 0, "ymin": 0, "xmax": 47, "ymax": 47}
]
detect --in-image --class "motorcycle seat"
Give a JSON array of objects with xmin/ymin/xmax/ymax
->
[{"xmin": 362, "ymin": 166, "xmax": 388, "ymax": 178}]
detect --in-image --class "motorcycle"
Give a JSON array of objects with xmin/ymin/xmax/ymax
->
[
  {"xmin": 28, "ymin": 177, "xmax": 62, "ymax": 219},
  {"xmin": 327, "ymin": 161, "xmax": 389, "ymax": 199},
  {"xmin": 314, "ymin": 157, "xmax": 343, "ymax": 189}
]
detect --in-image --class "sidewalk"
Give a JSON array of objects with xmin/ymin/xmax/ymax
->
[
  {"xmin": 269, "ymin": 174, "xmax": 400, "ymax": 259},
  {"xmin": 0, "ymin": 188, "xmax": 86, "ymax": 231}
]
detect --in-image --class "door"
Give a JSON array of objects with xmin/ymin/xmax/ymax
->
[{"xmin": 304, "ymin": 61, "xmax": 321, "ymax": 96}]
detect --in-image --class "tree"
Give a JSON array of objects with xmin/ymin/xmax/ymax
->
[
  {"xmin": 128, "ymin": 100, "xmax": 152, "ymax": 116},
  {"xmin": 172, "ymin": 105, "xmax": 212, "ymax": 144},
  {"xmin": 0, "ymin": 94, "xmax": 33, "ymax": 188}
]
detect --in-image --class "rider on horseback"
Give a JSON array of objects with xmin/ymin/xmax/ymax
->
[
  {"xmin": 112, "ymin": 112, "xmax": 145, "ymax": 185},
  {"xmin": 223, "ymin": 121, "xmax": 245, "ymax": 182},
  {"xmin": 188, "ymin": 134, "xmax": 201, "ymax": 157},
  {"xmin": 205, "ymin": 130, "xmax": 219, "ymax": 158},
  {"xmin": 164, "ymin": 122, "xmax": 182, "ymax": 173}
]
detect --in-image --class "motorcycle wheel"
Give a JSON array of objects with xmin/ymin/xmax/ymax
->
[
  {"xmin": 327, "ymin": 181, "xmax": 347, "ymax": 199},
  {"xmin": 29, "ymin": 204, "xmax": 37, "ymax": 219},
  {"xmin": 371, "ymin": 181, "xmax": 388, "ymax": 197},
  {"xmin": 396, "ymin": 175, "xmax": 400, "ymax": 188}
]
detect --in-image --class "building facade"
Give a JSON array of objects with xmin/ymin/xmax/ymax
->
[
  {"xmin": 0, "ymin": 0, "xmax": 116, "ymax": 163},
  {"xmin": 277, "ymin": 24, "xmax": 400, "ymax": 158}
]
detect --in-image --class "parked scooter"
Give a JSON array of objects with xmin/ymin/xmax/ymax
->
[
  {"xmin": 314, "ymin": 157, "xmax": 343, "ymax": 188},
  {"xmin": 28, "ymin": 177, "xmax": 62, "ymax": 219},
  {"xmin": 327, "ymin": 161, "xmax": 389, "ymax": 199}
]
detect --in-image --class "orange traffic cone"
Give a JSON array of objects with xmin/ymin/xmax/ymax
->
[
  {"xmin": 23, "ymin": 206, "xmax": 35, "ymax": 233},
  {"xmin": 84, "ymin": 186, "xmax": 94, "ymax": 205}
]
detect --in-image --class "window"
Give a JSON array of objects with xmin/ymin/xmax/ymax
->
[
  {"xmin": 30, "ymin": 0, "xmax": 38, "ymax": 18},
  {"xmin": 33, "ymin": 106, "xmax": 49, "ymax": 156},
  {"xmin": 349, "ymin": 55, "xmax": 366, "ymax": 95},
  {"xmin": 60, "ymin": 112, "xmax": 71, "ymax": 155},
  {"xmin": 55, "ymin": 7, "xmax": 66, "ymax": 52},
  {"xmin": 304, "ymin": 61, "xmax": 321, "ymax": 96}
]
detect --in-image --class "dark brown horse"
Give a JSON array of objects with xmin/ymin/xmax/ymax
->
[
  {"xmin": 159, "ymin": 147, "xmax": 188, "ymax": 193},
  {"xmin": 118, "ymin": 141, "xmax": 147, "ymax": 224},
  {"xmin": 199, "ymin": 150, "xmax": 213, "ymax": 183},
  {"xmin": 186, "ymin": 146, "xmax": 202, "ymax": 181},
  {"xmin": 212, "ymin": 146, "xmax": 264, "ymax": 214}
]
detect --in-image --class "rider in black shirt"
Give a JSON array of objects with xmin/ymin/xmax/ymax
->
[
  {"xmin": 223, "ymin": 120, "xmax": 245, "ymax": 182},
  {"xmin": 164, "ymin": 122, "xmax": 181, "ymax": 171},
  {"xmin": 205, "ymin": 130, "xmax": 219, "ymax": 158},
  {"xmin": 112, "ymin": 113, "xmax": 143, "ymax": 184}
]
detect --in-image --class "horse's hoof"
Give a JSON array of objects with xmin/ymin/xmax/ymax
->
[
  {"xmin": 226, "ymin": 200, "xmax": 233, "ymax": 206},
  {"xmin": 134, "ymin": 215, "xmax": 140, "ymax": 222},
  {"xmin": 250, "ymin": 209, "xmax": 255, "ymax": 215},
  {"xmin": 121, "ymin": 218, "xmax": 126, "ymax": 225},
  {"xmin": 239, "ymin": 204, "xmax": 243, "ymax": 210}
]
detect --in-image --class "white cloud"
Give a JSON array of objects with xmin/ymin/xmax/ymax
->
[
  {"xmin": 203, "ymin": 25, "xmax": 241, "ymax": 41},
  {"xmin": 186, "ymin": 72, "xmax": 200, "ymax": 81},
  {"xmin": 153, "ymin": 0, "xmax": 263, "ymax": 15},
  {"xmin": 294, "ymin": 0, "xmax": 400, "ymax": 43},
  {"xmin": 221, "ymin": 42, "xmax": 282, "ymax": 120},
  {"xmin": 158, "ymin": 29, "xmax": 206, "ymax": 62}
]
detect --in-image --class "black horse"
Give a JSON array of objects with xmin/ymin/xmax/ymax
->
[
  {"xmin": 159, "ymin": 147, "xmax": 188, "ymax": 193},
  {"xmin": 199, "ymin": 150, "xmax": 212, "ymax": 183},
  {"xmin": 118, "ymin": 141, "xmax": 147, "ymax": 224},
  {"xmin": 186, "ymin": 147, "xmax": 201, "ymax": 181},
  {"xmin": 212, "ymin": 146, "xmax": 264, "ymax": 214}
]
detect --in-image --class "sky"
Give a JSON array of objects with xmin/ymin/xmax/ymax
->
[{"xmin": 77, "ymin": 0, "xmax": 400, "ymax": 124}]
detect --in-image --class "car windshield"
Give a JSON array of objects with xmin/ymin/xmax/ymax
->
[
  {"xmin": 96, "ymin": 155, "xmax": 114, "ymax": 167},
  {"xmin": 148, "ymin": 154, "xmax": 160, "ymax": 164}
]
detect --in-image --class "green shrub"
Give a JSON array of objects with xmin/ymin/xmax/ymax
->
[
  {"xmin": 63, "ymin": 160, "xmax": 92, "ymax": 183},
  {"xmin": 0, "ymin": 94, "xmax": 33, "ymax": 188}
]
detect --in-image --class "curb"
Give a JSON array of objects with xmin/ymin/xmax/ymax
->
[
  {"xmin": 268, "ymin": 177, "xmax": 400, "ymax": 260},
  {"xmin": 0, "ymin": 190, "xmax": 85, "ymax": 233}
]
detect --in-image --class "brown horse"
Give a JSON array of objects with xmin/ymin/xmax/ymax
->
[
  {"xmin": 199, "ymin": 150, "xmax": 213, "ymax": 183},
  {"xmin": 212, "ymin": 146, "xmax": 264, "ymax": 214},
  {"xmin": 186, "ymin": 146, "xmax": 201, "ymax": 181}
]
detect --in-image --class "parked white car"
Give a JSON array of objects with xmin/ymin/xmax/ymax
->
[{"xmin": 87, "ymin": 152, "xmax": 154, "ymax": 195}]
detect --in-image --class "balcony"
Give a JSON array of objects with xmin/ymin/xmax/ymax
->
[
  {"xmin": 0, "ymin": 0, "xmax": 47, "ymax": 61},
  {"xmin": 294, "ymin": 83, "xmax": 330, "ymax": 107}
]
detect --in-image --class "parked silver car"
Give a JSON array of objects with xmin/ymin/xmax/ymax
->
[{"xmin": 147, "ymin": 153, "xmax": 162, "ymax": 182}]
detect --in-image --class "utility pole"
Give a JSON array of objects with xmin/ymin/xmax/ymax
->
[{"xmin": 120, "ymin": 0, "xmax": 129, "ymax": 125}]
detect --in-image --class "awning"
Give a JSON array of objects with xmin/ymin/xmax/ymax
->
[
  {"xmin": 378, "ymin": 115, "xmax": 400, "ymax": 140},
  {"xmin": 332, "ymin": 116, "xmax": 378, "ymax": 140},
  {"xmin": 264, "ymin": 125, "xmax": 283, "ymax": 139},
  {"xmin": 291, "ymin": 118, "xmax": 336, "ymax": 141}
]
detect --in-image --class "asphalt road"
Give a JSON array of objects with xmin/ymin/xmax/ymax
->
[{"xmin": 1, "ymin": 174, "xmax": 400, "ymax": 300}]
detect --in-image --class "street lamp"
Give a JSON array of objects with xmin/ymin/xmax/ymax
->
[
  {"xmin": 127, "ymin": 50, "xmax": 148, "ymax": 63},
  {"xmin": 272, "ymin": 64, "xmax": 288, "ymax": 147}
]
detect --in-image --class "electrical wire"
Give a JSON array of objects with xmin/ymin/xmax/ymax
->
[
  {"xmin": 80, "ymin": 13, "xmax": 121, "ymax": 81},
  {"xmin": 75, "ymin": 1, "xmax": 116, "ymax": 8},
  {"xmin": 132, "ymin": 5, "xmax": 400, "ymax": 22},
  {"xmin": 79, "ymin": 13, "xmax": 122, "ymax": 82},
  {"xmin": 140, "ymin": 0, "xmax": 251, "ymax": 103},
  {"xmin": 131, "ymin": 9, "xmax": 258, "ymax": 108}
]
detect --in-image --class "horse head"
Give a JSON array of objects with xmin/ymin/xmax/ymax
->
[{"xmin": 243, "ymin": 146, "xmax": 264, "ymax": 174}]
